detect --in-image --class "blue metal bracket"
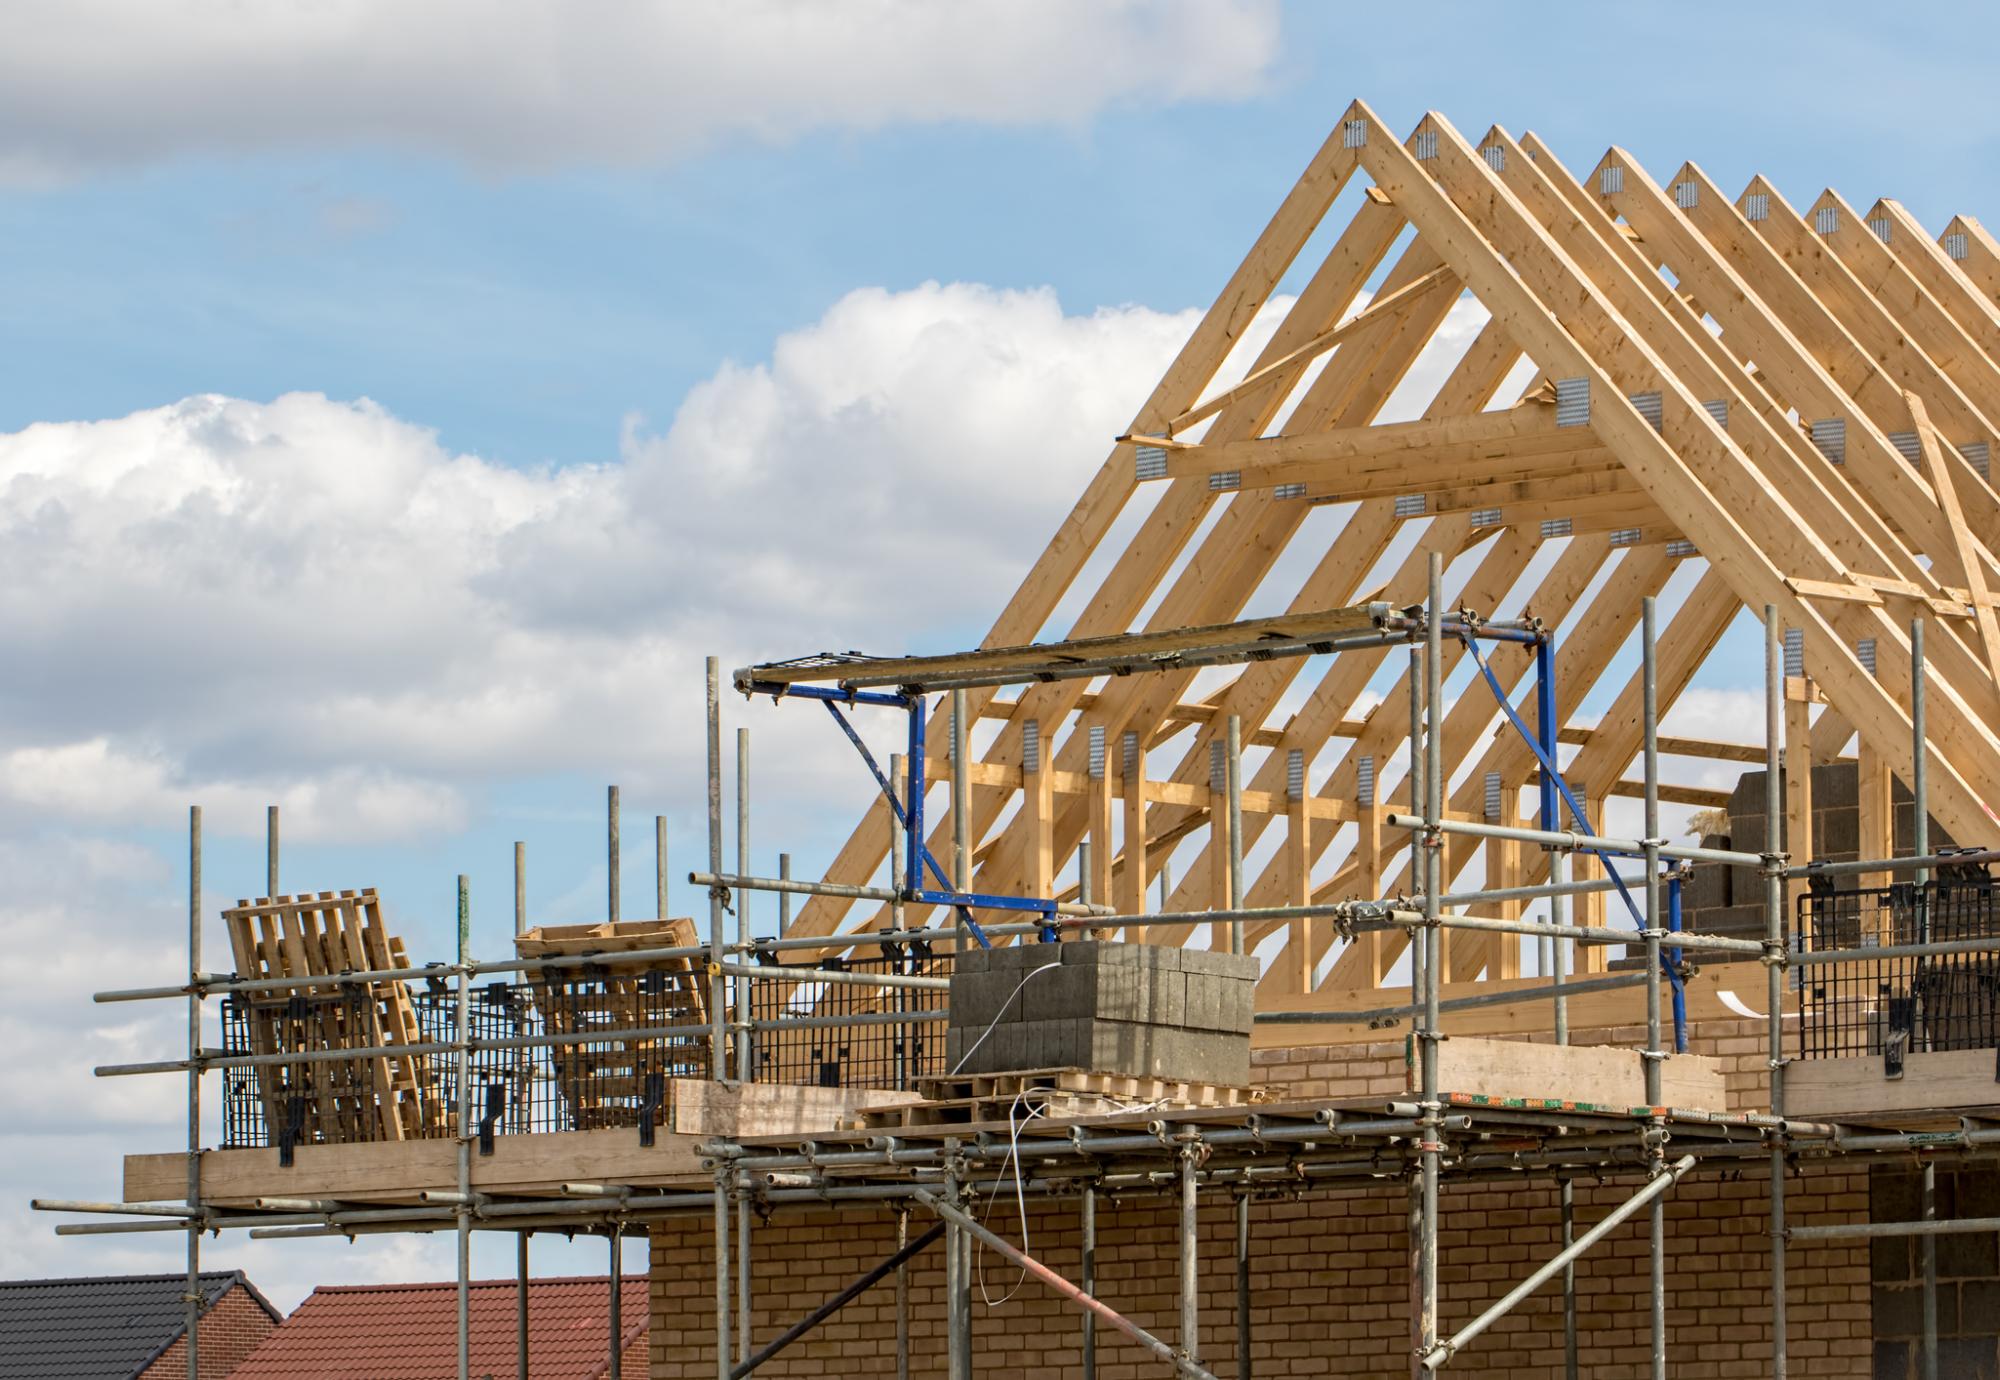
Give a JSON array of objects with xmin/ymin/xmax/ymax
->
[
  {"xmin": 1666, "ymin": 864, "xmax": 1688, "ymax": 1053},
  {"xmin": 1465, "ymin": 629, "xmax": 1683, "ymax": 1001},
  {"xmin": 811, "ymin": 697, "xmax": 992, "ymax": 948}
]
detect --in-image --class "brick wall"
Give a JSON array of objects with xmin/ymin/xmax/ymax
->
[
  {"xmin": 650, "ymin": 1017, "xmax": 1880, "ymax": 1378},
  {"xmin": 139, "ymin": 1283, "xmax": 279, "ymax": 1378}
]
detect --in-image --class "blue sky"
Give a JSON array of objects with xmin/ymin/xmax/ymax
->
[{"xmin": 1, "ymin": 0, "xmax": 1994, "ymax": 1307}]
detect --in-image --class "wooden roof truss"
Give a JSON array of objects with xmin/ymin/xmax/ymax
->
[{"xmin": 772, "ymin": 102, "xmax": 2000, "ymax": 1010}]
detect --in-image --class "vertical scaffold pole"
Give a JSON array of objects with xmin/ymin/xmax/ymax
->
[
  {"xmin": 456, "ymin": 873, "xmax": 471, "ymax": 1380},
  {"xmin": 777, "ymin": 854, "xmax": 792, "ymax": 937},
  {"xmin": 1235, "ymin": 1190, "xmax": 1252, "ymax": 1380},
  {"xmin": 518, "ymin": 1231, "xmax": 530, "ymax": 1380},
  {"xmin": 657, "ymin": 817, "xmax": 669, "ymax": 922},
  {"xmin": 945, "ymin": 1150, "xmax": 969, "ymax": 1380},
  {"xmin": 1405, "ymin": 641, "xmax": 1425, "ymax": 1380},
  {"xmin": 266, "ymin": 803, "xmax": 279, "ymax": 897},
  {"xmin": 516, "ymin": 829, "xmax": 532, "ymax": 1378},
  {"xmin": 1542, "ymin": 618, "xmax": 1577, "ymax": 1380},
  {"xmin": 952, "ymin": 689, "xmax": 971, "ymax": 955},
  {"xmin": 1418, "ymin": 552, "xmax": 1444, "ymax": 1368},
  {"xmin": 1179, "ymin": 1139, "xmax": 1200, "ymax": 1369},
  {"xmin": 706, "ymin": 656, "xmax": 730, "ymax": 1380},
  {"xmin": 890, "ymin": 755, "xmax": 907, "ymax": 1092},
  {"xmin": 1912, "ymin": 617, "xmax": 1937, "ymax": 1380},
  {"xmin": 185, "ymin": 805, "xmax": 201, "ymax": 1380},
  {"xmin": 1226, "ymin": 713, "xmax": 1245, "ymax": 944},
  {"xmin": 735, "ymin": 728, "xmax": 753, "ymax": 1364},
  {"xmin": 904, "ymin": 696, "xmax": 926, "ymax": 895},
  {"xmin": 1081, "ymin": 1184, "xmax": 1097, "ymax": 1379},
  {"xmin": 1763, "ymin": 607, "xmax": 1787, "ymax": 1380},
  {"xmin": 1641, "ymin": 596, "xmax": 1667, "ymax": 1380},
  {"xmin": 609, "ymin": 1228, "xmax": 623, "ymax": 1380},
  {"xmin": 609, "ymin": 785, "xmax": 621, "ymax": 924}
]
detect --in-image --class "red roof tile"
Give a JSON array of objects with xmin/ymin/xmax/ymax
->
[{"xmin": 230, "ymin": 1275, "xmax": 647, "ymax": 1380}]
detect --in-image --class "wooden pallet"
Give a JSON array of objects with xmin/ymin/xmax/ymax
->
[
  {"xmin": 859, "ymin": 1067, "xmax": 1262, "ymax": 1129},
  {"xmin": 518, "ymin": 919, "xmax": 709, "ymax": 1131},
  {"xmin": 222, "ymin": 889, "xmax": 445, "ymax": 1145}
]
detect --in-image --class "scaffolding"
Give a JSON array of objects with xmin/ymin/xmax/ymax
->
[{"xmin": 33, "ymin": 573, "xmax": 2000, "ymax": 1380}]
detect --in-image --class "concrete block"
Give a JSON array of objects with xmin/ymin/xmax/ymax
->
[
  {"xmin": 1150, "ymin": 969, "xmax": 1186, "ymax": 1026},
  {"xmin": 1682, "ymin": 862, "xmax": 1731, "ymax": 912},
  {"xmin": 1061, "ymin": 939, "xmax": 1140, "ymax": 967},
  {"xmin": 1178, "ymin": 947, "xmax": 1259, "ymax": 982},
  {"xmin": 1727, "ymin": 769, "xmax": 1773, "ymax": 819},
  {"xmin": 948, "ymin": 970, "xmax": 1024, "ymax": 1030},
  {"xmin": 1152, "ymin": 1028, "xmax": 1250, "ymax": 1085},
  {"xmin": 1093, "ymin": 964, "xmax": 1148, "ymax": 1023},
  {"xmin": 954, "ymin": 946, "xmax": 991, "ymax": 977},
  {"xmin": 1022, "ymin": 961, "xmax": 1096, "ymax": 1023},
  {"xmin": 1815, "ymin": 807, "xmax": 1860, "ymax": 857},
  {"xmin": 1184, "ymin": 973, "xmax": 1224, "ymax": 1031},
  {"xmin": 946, "ymin": 1026, "xmax": 965, "ymax": 1073},
  {"xmin": 1812, "ymin": 761, "xmax": 1859, "ymax": 809},
  {"xmin": 1086, "ymin": 1018, "xmax": 1150, "ymax": 1076},
  {"xmin": 1701, "ymin": 903, "xmax": 1769, "ymax": 940},
  {"xmin": 986, "ymin": 941, "xmax": 1064, "ymax": 972},
  {"xmin": 1017, "ymin": 1018, "xmax": 1081, "ymax": 1070},
  {"xmin": 1219, "ymin": 978, "xmax": 1255, "ymax": 1033}
]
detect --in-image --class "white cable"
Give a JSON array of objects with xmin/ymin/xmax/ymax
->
[
  {"xmin": 948, "ymin": 960, "xmax": 1058, "ymax": 1076},
  {"xmin": 973, "ymin": 1090, "xmax": 1042, "ymax": 1306}
]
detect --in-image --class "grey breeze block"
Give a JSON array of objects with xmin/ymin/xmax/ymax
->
[{"xmin": 947, "ymin": 940, "xmax": 1255, "ymax": 1085}]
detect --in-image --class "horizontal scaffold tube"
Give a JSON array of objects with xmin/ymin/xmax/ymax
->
[
  {"xmin": 1783, "ymin": 847, "xmax": 2000, "ymax": 879},
  {"xmin": 1385, "ymin": 812, "xmax": 1763, "ymax": 867},
  {"xmin": 693, "ymin": 871, "xmax": 1113, "ymax": 919},
  {"xmin": 1406, "ymin": 912, "xmax": 1766, "ymax": 955},
  {"xmin": 716, "ymin": 962, "xmax": 948, "ymax": 991},
  {"xmin": 1788, "ymin": 1216, "xmax": 2000, "ymax": 1242},
  {"xmin": 1256, "ymin": 971, "xmax": 1646, "ymax": 1025},
  {"xmin": 1791, "ymin": 935, "xmax": 2000, "ymax": 965}
]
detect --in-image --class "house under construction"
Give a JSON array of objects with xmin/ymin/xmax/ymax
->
[{"xmin": 40, "ymin": 100, "xmax": 2000, "ymax": 1379}]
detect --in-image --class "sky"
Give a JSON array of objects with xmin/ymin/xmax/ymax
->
[{"xmin": 2, "ymin": 0, "xmax": 1994, "ymax": 1311}]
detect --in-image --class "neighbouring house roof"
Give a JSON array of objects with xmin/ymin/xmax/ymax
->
[
  {"xmin": 228, "ymin": 1275, "xmax": 648, "ymax": 1380},
  {"xmin": 0, "ymin": 1271, "xmax": 279, "ymax": 1379}
]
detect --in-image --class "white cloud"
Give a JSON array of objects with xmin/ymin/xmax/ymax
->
[
  {"xmin": 0, "ymin": 0, "xmax": 1279, "ymax": 181},
  {"xmin": 0, "ymin": 739, "xmax": 465, "ymax": 841},
  {"xmin": 0, "ymin": 281, "xmax": 1208, "ymax": 834}
]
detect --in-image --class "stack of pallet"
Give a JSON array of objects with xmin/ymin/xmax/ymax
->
[
  {"xmin": 517, "ymin": 918, "xmax": 710, "ymax": 1131},
  {"xmin": 222, "ymin": 889, "xmax": 446, "ymax": 1145}
]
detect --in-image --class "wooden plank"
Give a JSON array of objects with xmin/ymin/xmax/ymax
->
[
  {"xmin": 1422, "ymin": 1035, "xmax": 1727, "ymax": 1110},
  {"xmin": 669, "ymin": 1081, "xmax": 923, "ymax": 1139},
  {"xmin": 1785, "ymin": 1048, "xmax": 2000, "ymax": 1122},
  {"xmin": 125, "ymin": 1127, "xmax": 708, "ymax": 1208},
  {"xmin": 1162, "ymin": 263, "xmax": 1460, "ymax": 435},
  {"xmin": 1909, "ymin": 392, "xmax": 2000, "ymax": 691}
]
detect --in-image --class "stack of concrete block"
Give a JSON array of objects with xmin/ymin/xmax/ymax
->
[
  {"xmin": 1673, "ymin": 762, "xmax": 1964, "ymax": 954},
  {"xmin": 945, "ymin": 940, "xmax": 1257, "ymax": 1086}
]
